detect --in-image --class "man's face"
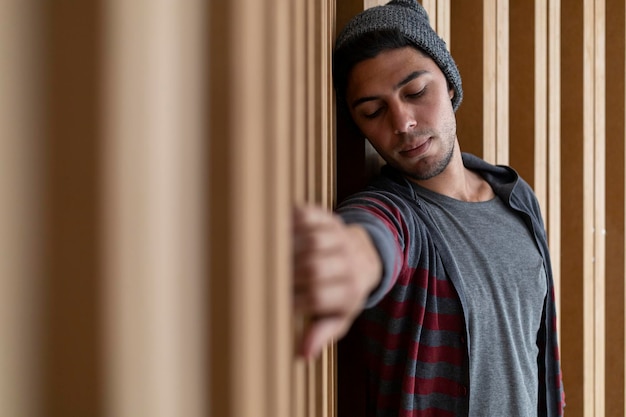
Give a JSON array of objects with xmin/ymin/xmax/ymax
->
[{"xmin": 346, "ymin": 46, "xmax": 457, "ymax": 181}]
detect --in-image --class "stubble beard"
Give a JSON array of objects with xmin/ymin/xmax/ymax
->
[{"xmin": 404, "ymin": 132, "xmax": 455, "ymax": 181}]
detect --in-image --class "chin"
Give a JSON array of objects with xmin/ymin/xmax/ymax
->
[{"xmin": 407, "ymin": 156, "xmax": 451, "ymax": 181}]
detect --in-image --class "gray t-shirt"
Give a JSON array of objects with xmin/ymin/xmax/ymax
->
[{"xmin": 414, "ymin": 184, "xmax": 547, "ymax": 417}]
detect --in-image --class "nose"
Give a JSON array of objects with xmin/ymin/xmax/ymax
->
[{"xmin": 389, "ymin": 102, "xmax": 417, "ymax": 135}]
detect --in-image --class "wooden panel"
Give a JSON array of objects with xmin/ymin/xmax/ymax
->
[
  {"xmin": 7, "ymin": 1, "xmax": 626, "ymax": 416},
  {"xmin": 548, "ymin": 0, "xmax": 562, "ymax": 322},
  {"xmin": 208, "ymin": 0, "xmax": 336, "ymax": 416},
  {"xmin": 593, "ymin": 2, "xmax": 607, "ymax": 416},
  {"xmin": 483, "ymin": 1, "xmax": 497, "ymax": 163},
  {"xmin": 40, "ymin": 1, "xmax": 104, "ymax": 415},
  {"xmin": 304, "ymin": 0, "xmax": 336, "ymax": 415},
  {"xmin": 559, "ymin": 1, "xmax": 591, "ymax": 415},
  {"xmin": 422, "ymin": 0, "xmax": 451, "ymax": 44},
  {"xmin": 477, "ymin": 0, "xmax": 509, "ymax": 165},
  {"xmin": 450, "ymin": 1, "xmax": 484, "ymax": 158},
  {"xmin": 336, "ymin": 0, "xmax": 369, "ymax": 203},
  {"xmin": 605, "ymin": 0, "xmax": 626, "ymax": 414},
  {"xmin": 291, "ymin": 2, "xmax": 308, "ymax": 416},
  {"xmin": 266, "ymin": 0, "xmax": 293, "ymax": 414},
  {"xmin": 0, "ymin": 2, "xmax": 43, "ymax": 416},
  {"xmin": 495, "ymin": 0, "xmax": 510, "ymax": 165},
  {"xmin": 364, "ymin": 0, "xmax": 386, "ymax": 8},
  {"xmin": 509, "ymin": 0, "xmax": 539, "ymax": 196},
  {"xmin": 103, "ymin": 1, "xmax": 208, "ymax": 416},
  {"xmin": 208, "ymin": 0, "xmax": 270, "ymax": 415}
]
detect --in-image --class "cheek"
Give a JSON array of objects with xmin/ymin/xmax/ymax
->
[
  {"xmin": 358, "ymin": 121, "xmax": 389, "ymax": 144},
  {"xmin": 351, "ymin": 116, "xmax": 378, "ymax": 137}
]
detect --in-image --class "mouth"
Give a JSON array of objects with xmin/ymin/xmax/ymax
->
[{"xmin": 399, "ymin": 138, "xmax": 432, "ymax": 158}]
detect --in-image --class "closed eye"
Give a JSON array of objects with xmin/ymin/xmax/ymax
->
[
  {"xmin": 363, "ymin": 107, "xmax": 383, "ymax": 119},
  {"xmin": 406, "ymin": 88, "xmax": 426, "ymax": 99}
]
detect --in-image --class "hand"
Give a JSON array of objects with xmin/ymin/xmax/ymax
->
[{"xmin": 293, "ymin": 205, "xmax": 382, "ymax": 359}]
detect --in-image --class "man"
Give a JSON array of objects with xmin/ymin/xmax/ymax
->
[{"xmin": 293, "ymin": 0, "xmax": 564, "ymax": 416}]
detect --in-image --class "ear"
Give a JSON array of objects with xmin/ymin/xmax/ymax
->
[{"xmin": 448, "ymin": 87, "xmax": 454, "ymax": 100}]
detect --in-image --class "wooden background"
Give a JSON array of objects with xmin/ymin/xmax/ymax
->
[{"xmin": 0, "ymin": 0, "xmax": 624, "ymax": 416}]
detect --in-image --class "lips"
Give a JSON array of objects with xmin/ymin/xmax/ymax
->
[{"xmin": 399, "ymin": 138, "xmax": 432, "ymax": 158}]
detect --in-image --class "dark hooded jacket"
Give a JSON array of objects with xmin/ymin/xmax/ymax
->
[{"xmin": 337, "ymin": 153, "xmax": 564, "ymax": 416}]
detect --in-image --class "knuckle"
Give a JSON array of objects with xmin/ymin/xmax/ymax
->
[
  {"xmin": 308, "ymin": 289, "xmax": 325, "ymax": 311},
  {"xmin": 307, "ymin": 232, "xmax": 324, "ymax": 251},
  {"xmin": 304, "ymin": 260, "xmax": 324, "ymax": 281}
]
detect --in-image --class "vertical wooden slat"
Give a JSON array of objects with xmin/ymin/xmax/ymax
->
[
  {"xmin": 482, "ymin": 1, "xmax": 497, "ymax": 163},
  {"xmin": 292, "ymin": 0, "xmax": 308, "ymax": 416},
  {"xmin": 232, "ymin": 0, "xmax": 269, "ymax": 412},
  {"xmin": 0, "ymin": 2, "xmax": 43, "ymax": 416},
  {"xmin": 450, "ymin": 1, "xmax": 484, "ymax": 158},
  {"xmin": 559, "ymin": 2, "xmax": 585, "ymax": 414},
  {"xmin": 305, "ymin": 0, "xmax": 318, "ymax": 412},
  {"xmin": 296, "ymin": 0, "xmax": 337, "ymax": 416},
  {"xmin": 605, "ymin": 0, "xmax": 626, "ymax": 414},
  {"xmin": 548, "ymin": 0, "xmax": 562, "ymax": 325},
  {"xmin": 306, "ymin": 0, "xmax": 336, "ymax": 413},
  {"xmin": 325, "ymin": 2, "xmax": 337, "ymax": 417},
  {"xmin": 534, "ymin": 0, "xmax": 548, "ymax": 243},
  {"xmin": 207, "ymin": 2, "xmax": 234, "ymax": 415},
  {"xmin": 440, "ymin": 0, "xmax": 451, "ymax": 46},
  {"xmin": 593, "ymin": 2, "xmax": 606, "ymax": 416},
  {"xmin": 307, "ymin": 0, "xmax": 318, "ymax": 205},
  {"xmin": 103, "ymin": 1, "xmax": 207, "ymax": 416},
  {"xmin": 208, "ymin": 0, "xmax": 270, "ymax": 415},
  {"xmin": 582, "ymin": 2, "xmax": 597, "ymax": 415},
  {"xmin": 495, "ymin": 0, "xmax": 509, "ymax": 165},
  {"xmin": 364, "ymin": 0, "xmax": 386, "ymax": 8},
  {"xmin": 421, "ymin": 0, "xmax": 450, "ymax": 45},
  {"xmin": 41, "ymin": 1, "xmax": 104, "ymax": 415},
  {"xmin": 419, "ymin": 0, "xmax": 437, "ymax": 16},
  {"xmin": 478, "ymin": 0, "xmax": 509, "ymax": 166},
  {"xmin": 267, "ymin": 0, "xmax": 293, "ymax": 415},
  {"xmin": 509, "ymin": 1, "xmax": 539, "ymax": 196}
]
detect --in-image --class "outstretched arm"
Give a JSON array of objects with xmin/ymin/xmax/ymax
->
[{"xmin": 293, "ymin": 205, "xmax": 382, "ymax": 359}]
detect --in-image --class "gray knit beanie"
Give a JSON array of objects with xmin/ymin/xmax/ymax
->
[{"xmin": 334, "ymin": 0, "xmax": 463, "ymax": 111}]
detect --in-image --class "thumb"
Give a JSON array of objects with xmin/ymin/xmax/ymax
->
[{"xmin": 299, "ymin": 316, "xmax": 348, "ymax": 360}]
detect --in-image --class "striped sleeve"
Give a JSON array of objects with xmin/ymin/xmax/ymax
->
[{"xmin": 337, "ymin": 193, "xmax": 407, "ymax": 308}]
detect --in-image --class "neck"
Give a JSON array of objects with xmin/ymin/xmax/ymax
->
[{"xmin": 409, "ymin": 144, "xmax": 495, "ymax": 202}]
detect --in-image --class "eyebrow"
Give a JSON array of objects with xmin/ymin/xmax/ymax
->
[{"xmin": 350, "ymin": 70, "xmax": 429, "ymax": 109}]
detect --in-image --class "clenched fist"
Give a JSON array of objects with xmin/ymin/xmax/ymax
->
[{"xmin": 293, "ymin": 205, "xmax": 382, "ymax": 359}]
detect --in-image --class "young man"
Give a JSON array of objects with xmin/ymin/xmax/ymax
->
[{"xmin": 293, "ymin": 0, "xmax": 564, "ymax": 415}]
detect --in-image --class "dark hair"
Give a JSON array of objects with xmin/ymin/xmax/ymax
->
[
  {"xmin": 333, "ymin": 29, "xmax": 416, "ymax": 113},
  {"xmin": 332, "ymin": 29, "xmax": 456, "ymax": 135}
]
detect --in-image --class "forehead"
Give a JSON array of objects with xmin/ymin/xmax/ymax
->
[{"xmin": 346, "ymin": 47, "xmax": 440, "ymax": 96}]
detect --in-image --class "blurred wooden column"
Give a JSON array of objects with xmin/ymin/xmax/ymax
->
[
  {"xmin": 3, "ymin": 0, "xmax": 209, "ymax": 416},
  {"xmin": 294, "ymin": 0, "xmax": 337, "ymax": 416},
  {"xmin": 0, "ymin": 1, "xmax": 43, "ymax": 416},
  {"xmin": 2, "ymin": 0, "xmax": 340, "ymax": 416},
  {"xmin": 40, "ymin": 1, "xmax": 105, "ymax": 415},
  {"xmin": 102, "ymin": 1, "xmax": 207, "ymax": 416},
  {"xmin": 209, "ymin": 0, "xmax": 336, "ymax": 416}
]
